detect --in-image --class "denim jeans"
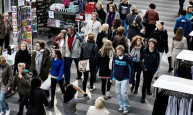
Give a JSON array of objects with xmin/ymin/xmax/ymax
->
[
  {"xmin": 0, "ymin": 91, "xmax": 9, "ymax": 113},
  {"xmin": 115, "ymin": 79, "xmax": 130, "ymax": 110},
  {"xmin": 121, "ymin": 19, "xmax": 128, "ymax": 36},
  {"xmin": 64, "ymin": 57, "xmax": 82, "ymax": 83}
]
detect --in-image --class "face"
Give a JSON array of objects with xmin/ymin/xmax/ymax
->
[
  {"xmin": 68, "ymin": 28, "xmax": 73, "ymax": 35},
  {"xmin": 110, "ymin": 7, "xmax": 113, "ymax": 12},
  {"xmin": 52, "ymin": 51, "xmax": 57, "ymax": 58},
  {"xmin": 149, "ymin": 42, "xmax": 155, "ymax": 49},
  {"xmin": 60, "ymin": 33, "xmax": 64, "ymax": 38},
  {"xmin": 0, "ymin": 61, "xmax": 6, "ymax": 66},
  {"xmin": 18, "ymin": 67, "xmax": 24, "ymax": 73},
  {"xmin": 96, "ymin": 4, "xmax": 101, "ymax": 10},
  {"xmin": 92, "ymin": 14, "xmax": 97, "ymax": 20},
  {"xmin": 189, "ymin": 7, "xmax": 192, "ymax": 13},
  {"xmin": 136, "ymin": 39, "xmax": 142, "ymax": 46},
  {"xmin": 35, "ymin": 43, "xmax": 41, "ymax": 51},
  {"xmin": 3, "ymin": 13, "xmax": 9, "ymax": 20},
  {"xmin": 122, "ymin": 0, "xmax": 126, "ymax": 3},
  {"xmin": 157, "ymin": 23, "xmax": 163, "ymax": 31},
  {"xmin": 116, "ymin": 50, "xmax": 124, "ymax": 56},
  {"xmin": 20, "ymin": 44, "xmax": 26, "ymax": 51}
]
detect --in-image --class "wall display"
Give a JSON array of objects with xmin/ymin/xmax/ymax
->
[{"xmin": 12, "ymin": 6, "xmax": 18, "ymax": 45}]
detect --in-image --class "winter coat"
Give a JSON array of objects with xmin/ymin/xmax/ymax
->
[
  {"xmin": 14, "ymin": 49, "xmax": 31, "ymax": 75},
  {"xmin": 140, "ymin": 47, "xmax": 160, "ymax": 73},
  {"xmin": 126, "ymin": 13, "xmax": 142, "ymax": 40},
  {"xmin": 95, "ymin": 8, "xmax": 106, "ymax": 24},
  {"xmin": 96, "ymin": 31, "xmax": 108, "ymax": 50},
  {"xmin": 0, "ymin": 63, "xmax": 13, "ymax": 86},
  {"xmin": 24, "ymin": 88, "xmax": 49, "ymax": 115},
  {"xmin": 112, "ymin": 35, "xmax": 129, "ymax": 53},
  {"xmin": 171, "ymin": 37, "xmax": 187, "ymax": 68},
  {"xmin": 105, "ymin": 12, "xmax": 120, "ymax": 28},
  {"xmin": 97, "ymin": 53, "xmax": 111, "ymax": 77},
  {"xmin": 118, "ymin": 2, "xmax": 132, "ymax": 20},
  {"xmin": 64, "ymin": 32, "xmax": 83, "ymax": 58},
  {"xmin": 143, "ymin": 10, "xmax": 159, "ymax": 24},
  {"xmin": 0, "ymin": 19, "xmax": 12, "ymax": 39},
  {"xmin": 12, "ymin": 72, "xmax": 30, "ymax": 95},
  {"xmin": 80, "ymin": 42, "xmax": 98, "ymax": 62},
  {"xmin": 30, "ymin": 48, "xmax": 51, "ymax": 81},
  {"xmin": 174, "ymin": 16, "xmax": 192, "ymax": 37},
  {"xmin": 150, "ymin": 29, "xmax": 169, "ymax": 53}
]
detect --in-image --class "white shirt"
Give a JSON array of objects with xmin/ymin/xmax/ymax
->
[
  {"xmin": 85, "ymin": 20, "xmax": 101, "ymax": 41},
  {"xmin": 86, "ymin": 106, "xmax": 110, "ymax": 115},
  {"xmin": 59, "ymin": 39, "xmax": 64, "ymax": 53},
  {"xmin": 118, "ymin": 55, "xmax": 124, "ymax": 60}
]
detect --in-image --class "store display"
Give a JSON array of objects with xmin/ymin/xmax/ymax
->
[{"xmin": 85, "ymin": 2, "xmax": 95, "ymax": 14}]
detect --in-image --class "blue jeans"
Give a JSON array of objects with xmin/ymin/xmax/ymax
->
[
  {"xmin": 121, "ymin": 19, "xmax": 128, "ymax": 36},
  {"xmin": 115, "ymin": 79, "xmax": 130, "ymax": 110},
  {"xmin": 0, "ymin": 91, "xmax": 9, "ymax": 113},
  {"xmin": 64, "ymin": 57, "xmax": 82, "ymax": 83}
]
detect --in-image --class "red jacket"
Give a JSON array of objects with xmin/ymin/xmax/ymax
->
[
  {"xmin": 53, "ymin": 36, "xmax": 60, "ymax": 49},
  {"xmin": 143, "ymin": 10, "xmax": 159, "ymax": 24}
]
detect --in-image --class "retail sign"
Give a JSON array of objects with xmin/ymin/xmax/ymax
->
[
  {"xmin": 18, "ymin": 0, "xmax": 25, "ymax": 6},
  {"xmin": 48, "ymin": 11, "xmax": 54, "ymax": 18}
]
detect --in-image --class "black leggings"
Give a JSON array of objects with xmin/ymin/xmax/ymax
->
[
  {"xmin": 142, "ymin": 71, "xmax": 154, "ymax": 99},
  {"xmin": 18, "ymin": 94, "xmax": 28, "ymax": 115},
  {"xmin": 132, "ymin": 62, "xmax": 142, "ymax": 89},
  {"xmin": 101, "ymin": 78, "xmax": 112, "ymax": 95},
  {"xmin": 51, "ymin": 78, "xmax": 65, "ymax": 103},
  {"xmin": 0, "ymin": 34, "xmax": 9, "ymax": 49}
]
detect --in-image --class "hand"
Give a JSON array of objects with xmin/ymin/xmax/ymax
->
[
  {"xmin": 11, "ymin": 90, "xmax": 14, "ymax": 94},
  {"xmin": 18, "ymin": 73, "xmax": 22, "ymax": 78},
  {"xmin": 8, "ymin": 87, "xmax": 11, "ymax": 91},
  {"xmin": 29, "ymin": 72, "xmax": 33, "ymax": 75},
  {"xmin": 57, "ymin": 77, "xmax": 61, "ymax": 82}
]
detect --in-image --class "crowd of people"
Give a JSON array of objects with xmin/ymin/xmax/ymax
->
[{"xmin": 0, "ymin": 0, "xmax": 192, "ymax": 115}]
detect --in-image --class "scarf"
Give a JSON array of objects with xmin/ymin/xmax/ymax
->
[
  {"xmin": 35, "ymin": 49, "xmax": 44, "ymax": 75},
  {"xmin": 107, "ymin": 12, "xmax": 116, "ymax": 28},
  {"xmin": 130, "ymin": 45, "xmax": 142, "ymax": 59}
]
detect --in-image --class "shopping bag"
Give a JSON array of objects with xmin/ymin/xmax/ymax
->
[
  {"xmin": 78, "ymin": 59, "xmax": 90, "ymax": 72},
  {"xmin": 40, "ymin": 75, "xmax": 51, "ymax": 90}
]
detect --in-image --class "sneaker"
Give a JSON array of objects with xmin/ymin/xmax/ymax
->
[
  {"xmin": 0, "ymin": 112, "xmax": 5, "ymax": 115},
  {"xmin": 5, "ymin": 109, "xmax": 10, "ymax": 115},
  {"xmin": 118, "ymin": 107, "xmax": 123, "ymax": 112},
  {"xmin": 89, "ymin": 86, "xmax": 96, "ymax": 92},
  {"xmin": 123, "ymin": 107, "xmax": 129, "ymax": 115},
  {"xmin": 141, "ymin": 98, "xmax": 145, "ymax": 103},
  {"xmin": 106, "ymin": 91, "xmax": 112, "ymax": 98}
]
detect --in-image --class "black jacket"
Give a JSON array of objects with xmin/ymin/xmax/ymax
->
[
  {"xmin": 97, "ymin": 53, "xmax": 111, "ymax": 77},
  {"xmin": 140, "ymin": 47, "xmax": 160, "ymax": 73},
  {"xmin": 24, "ymin": 88, "xmax": 49, "ymax": 115},
  {"xmin": 96, "ymin": 31, "xmax": 108, "ymax": 50},
  {"xmin": 14, "ymin": 50, "xmax": 31, "ymax": 75},
  {"xmin": 80, "ymin": 42, "xmax": 98, "ymax": 61},
  {"xmin": 150, "ymin": 29, "xmax": 168, "ymax": 53},
  {"xmin": 95, "ymin": 8, "xmax": 106, "ymax": 24}
]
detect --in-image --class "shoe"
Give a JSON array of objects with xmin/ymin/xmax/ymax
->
[
  {"xmin": 90, "ymin": 86, "xmax": 96, "ymax": 92},
  {"xmin": 0, "ymin": 112, "xmax": 5, "ymax": 115},
  {"xmin": 168, "ymin": 68, "xmax": 173, "ymax": 73},
  {"xmin": 47, "ymin": 100, "xmax": 54, "ymax": 108},
  {"xmin": 118, "ymin": 108, "xmax": 123, "ymax": 112},
  {"xmin": 76, "ymin": 77, "xmax": 81, "ymax": 80},
  {"xmin": 130, "ymin": 85, "xmax": 134, "ymax": 92},
  {"xmin": 134, "ymin": 89, "xmax": 138, "ymax": 94},
  {"xmin": 123, "ymin": 107, "xmax": 129, "ymax": 115},
  {"xmin": 147, "ymin": 90, "xmax": 152, "ymax": 95},
  {"xmin": 5, "ymin": 109, "xmax": 10, "ymax": 115},
  {"xmin": 103, "ymin": 95, "xmax": 108, "ymax": 100},
  {"xmin": 64, "ymin": 82, "xmax": 70, "ymax": 87},
  {"xmin": 141, "ymin": 98, "xmax": 145, "ymax": 103},
  {"xmin": 106, "ymin": 91, "xmax": 112, "ymax": 98}
]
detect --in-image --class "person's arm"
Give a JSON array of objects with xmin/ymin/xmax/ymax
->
[
  {"xmin": 105, "ymin": 13, "xmax": 109, "ymax": 23},
  {"xmin": 118, "ymin": 3, "xmax": 121, "ymax": 15},
  {"xmin": 188, "ymin": 20, "xmax": 192, "ymax": 36},
  {"xmin": 20, "ymin": 73, "xmax": 31, "ymax": 87},
  {"xmin": 183, "ymin": 37, "xmax": 188, "ymax": 49},
  {"xmin": 84, "ymin": 22, "xmax": 89, "ymax": 38},
  {"xmin": 164, "ymin": 30, "xmax": 169, "ymax": 54},
  {"xmin": 143, "ymin": 11, "xmax": 147, "ymax": 19},
  {"xmin": 73, "ymin": 85, "xmax": 90, "ymax": 104},
  {"xmin": 137, "ymin": 15, "xmax": 143, "ymax": 30},
  {"xmin": 155, "ymin": 51, "xmax": 160, "ymax": 72},
  {"xmin": 57, "ymin": 60, "xmax": 65, "ymax": 82},
  {"xmin": 27, "ymin": 53, "xmax": 31, "ymax": 70},
  {"xmin": 171, "ymin": 40, "xmax": 174, "ymax": 54},
  {"xmin": 29, "ymin": 52, "xmax": 35, "ymax": 74},
  {"xmin": 125, "ymin": 14, "xmax": 129, "ymax": 25},
  {"xmin": 45, "ymin": 54, "xmax": 51, "ymax": 76},
  {"xmin": 111, "ymin": 57, "xmax": 115, "ymax": 80},
  {"xmin": 174, "ymin": 19, "xmax": 179, "ymax": 34},
  {"xmin": 156, "ymin": 12, "xmax": 159, "ymax": 21},
  {"xmin": 53, "ymin": 36, "xmax": 60, "ymax": 47},
  {"xmin": 12, "ymin": 74, "xmax": 17, "ymax": 91},
  {"xmin": 140, "ymin": 49, "xmax": 146, "ymax": 70}
]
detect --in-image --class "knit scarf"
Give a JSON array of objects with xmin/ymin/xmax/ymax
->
[{"xmin": 130, "ymin": 45, "xmax": 142, "ymax": 59}]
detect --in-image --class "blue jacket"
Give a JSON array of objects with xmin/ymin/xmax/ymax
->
[
  {"xmin": 50, "ymin": 58, "xmax": 64, "ymax": 80},
  {"xmin": 174, "ymin": 16, "xmax": 192, "ymax": 37},
  {"xmin": 111, "ymin": 54, "xmax": 134, "ymax": 83}
]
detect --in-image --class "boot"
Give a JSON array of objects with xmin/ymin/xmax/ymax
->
[
  {"xmin": 168, "ymin": 57, "xmax": 173, "ymax": 73},
  {"xmin": 130, "ymin": 85, "xmax": 134, "ymax": 92},
  {"xmin": 134, "ymin": 87, "xmax": 138, "ymax": 94}
]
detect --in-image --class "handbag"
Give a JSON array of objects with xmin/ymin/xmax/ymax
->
[
  {"xmin": 40, "ymin": 75, "xmax": 51, "ymax": 90},
  {"xmin": 78, "ymin": 59, "xmax": 90, "ymax": 72},
  {"xmin": 142, "ymin": 10, "xmax": 149, "ymax": 27}
]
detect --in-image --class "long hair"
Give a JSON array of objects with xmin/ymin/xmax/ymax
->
[
  {"xmin": 19, "ymin": 41, "xmax": 30, "ymax": 52},
  {"xmin": 173, "ymin": 27, "xmax": 184, "ymax": 41},
  {"xmin": 63, "ymin": 84, "xmax": 77, "ymax": 103},
  {"xmin": 99, "ymin": 40, "xmax": 115, "ymax": 57},
  {"xmin": 29, "ymin": 77, "xmax": 41, "ymax": 106},
  {"xmin": 54, "ymin": 49, "xmax": 63, "ymax": 60},
  {"xmin": 112, "ymin": 18, "xmax": 122, "ymax": 30},
  {"xmin": 130, "ymin": 5, "xmax": 138, "ymax": 16},
  {"xmin": 130, "ymin": 35, "xmax": 145, "ymax": 48}
]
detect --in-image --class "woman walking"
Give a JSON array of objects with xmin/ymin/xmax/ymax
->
[
  {"xmin": 48, "ymin": 50, "xmax": 65, "ymax": 108},
  {"xmin": 130, "ymin": 36, "xmax": 144, "ymax": 94},
  {"xmin": 96, "ymin": 24, "xmax": 109, "ymax": 50},
  {"xmin": 95, "ymin": 2, "xmax": 107, "ymax": 24},
  {"xmin": 97, "ymin": 40, "xmax": 114, "ymax": 99}
]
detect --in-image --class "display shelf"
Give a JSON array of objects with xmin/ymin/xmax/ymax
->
[{"xmin": 46, "ymin": 9, "xmax": 79, "ymax": 16}]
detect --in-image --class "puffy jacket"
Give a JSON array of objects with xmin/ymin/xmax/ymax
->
[
  {"xmin": 150, "ymin": 29, "xmax": 169, "ymax": 53},
  {"xmin": 80, "ymin": 42, "xmax": 98, "ymax": 61},
  {"xmin": 140, "ymin": 47, "xmax": 160, "ymax": 73}
]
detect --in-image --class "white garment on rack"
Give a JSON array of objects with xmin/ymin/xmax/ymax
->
[
  {"xmin": 165, "ymin": 96, "xmax": 178, "ymax": 115},
  {"xmin": 188, "ymin": 99, "xmax": 192, "ymax": 115},
  {"xmin": 179, "ymin": 98, "xmax": 189, "ymax": 115}
]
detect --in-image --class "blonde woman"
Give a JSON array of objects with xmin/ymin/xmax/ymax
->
[
  {"xmin": 0, "ymin": 55, "xmax": 13, "ymax": 115},
  {"xmin": 97, "ymin": 40, "xmax": 114, "ymax": 98},
  {"xmin": 14, "ymin": 41, "xmax": 31, "ymax": 76},
  {"xmin": 95, "ymin": 2, "xmax": 107, "ymax": 24},
  {"xmin": 96, "ymin": 24, "xmax": 109, "ymax": 50},
  {"xmin": 87, "ymin": 97, "xmax": 110, "ymax": 115}
]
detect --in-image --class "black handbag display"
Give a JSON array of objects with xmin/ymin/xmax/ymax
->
[{"xmin": 142, "ymin": 10, "xmax": 149, "ymax": 27}]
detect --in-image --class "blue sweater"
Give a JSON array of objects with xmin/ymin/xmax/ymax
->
[
  {"xmin": 50, "ymin": 58, "xmax": 64, "ymax": 79},
  {"xmin": 111, "ymin": 54, "xmax": 134, "ymax": 83}
]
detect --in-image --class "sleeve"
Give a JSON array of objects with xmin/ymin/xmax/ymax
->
[
  {"xmin": 155, "ymin": 51, "xmax": 160, "ymax": 71},
  {"xmin": 27, "ymin": 53, "xmax": 31, "ymax": 70},
  {"xmin": 8, "ymin": 65, "xmax": 13, "ymax": 86},
  {"xmin": 98, "ymin": 22, "xmax": 102, "ymax": 33},
  {"xmin": 126, "ymin": 14, "xmax": 129, "ymax": 25},
  {"xmin": 111, "ymin": 56, "xmax": 115, "ymax": 80},
  {"xmin": 73, "ymin": 94, "xmax": 90, "ymax": 104},
  {"xmin": 20, "ymin": 74, "xmax": 31, "ymax": 87},
  {"xmin": 53, "ymin": 36, "xmax": 59, "ymax": 47},
  {"xmin": 137, "ymin": 15, "xmax": 143, "ymax": 29},
  {"xmin": 156, "ymin": 12, "xmax": 159, "ymax": 21},
  {"xmin": 143, "ymin": 11, "xmax": 148, "ymax": 19},
  {"xmin": 105, "ymin": 13, "xmax": 109, "ymax": 23},
  {"xmin": 183, "ymin": 37, "xmax": 188, "ymax": 49},
  {"xmin": 80, "ymin": 44, "xmax": 84, "ymax": 60},
  {"xmin": 30, "ymin": 52, "xmax": 35, "ymax": 73},
  {"xmin": 85, "ymin": 22, "xmax": 89, "ymax": 36},
  {"xmin": 165, "ymin": 30, "xmax": 169, "ymax": 53},
  {"xmin": 188, "ymin": 20, "xmax": 192, "ymax": 35},
  {"xmin": 41, "ymin": 90, "xmax": 49, "ymax": 106},
  {"xmin": 128, "ymin": 56, "xmax": 134, "ymax": 84},
  {"xmin": 45, "ymin": 55, "xmax": 51, "ymax": 75},
  {"xmin": 96, "ymin": 53, "xmax": 101, "ymax": 66},
  {"xmin": 116, "ymin": 12, "xmax": 120, "ymax": 19},
  {"xmin": 58, "ymin": 60, "xmax": 65, "ymax": 81},
  {"xmin": 140, "ymin": 48, "xmax": 146, "ymax": 70}
]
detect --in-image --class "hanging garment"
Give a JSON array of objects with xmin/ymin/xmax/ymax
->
[
  {"xmin": 165, "ymin": 96, "xmax": 178, "ymax": 115},
  {"xmin": 188, "ymin": 99, "xmax": 192, "ymax": 115},
  {"xmin": 179, "ymin": 98, "xmax": 189, "ymax": 115}
]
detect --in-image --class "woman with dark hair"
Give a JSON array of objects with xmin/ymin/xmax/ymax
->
[
  {"xmin": 14, "ymin": 41, "xmax": 31, "ymax": 76},
  {"xmin": 171, "ymin": 27, "xmax": 187, "ymax": 76},
  {"xmin": 23, "ymin": 77, "xmax": 49, "ymax": 115},
  {"xmin": 48, "ymin": 49, "xmax": 65, "ymax": 108},
  {"xmin": 126, "ymin": 6, "xmax": 142, "ymax": 40},
  {"xmin": 143, "ymin": 3, "xmax": 159, "ymax": 38},
  {"xmin": 130, "ymin": 36, "xmax": 144, "ymax": 94},
  {"xmin": 80, "ymin": 33, "xmax": 98, "ymax": 92},
  {"xmin": 110, "ymin": 18, "xmax": 122, "ymax": 41},
  {"xmin": 62, "ymin": 84, "xmax": 90, "ymax": 114}
]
